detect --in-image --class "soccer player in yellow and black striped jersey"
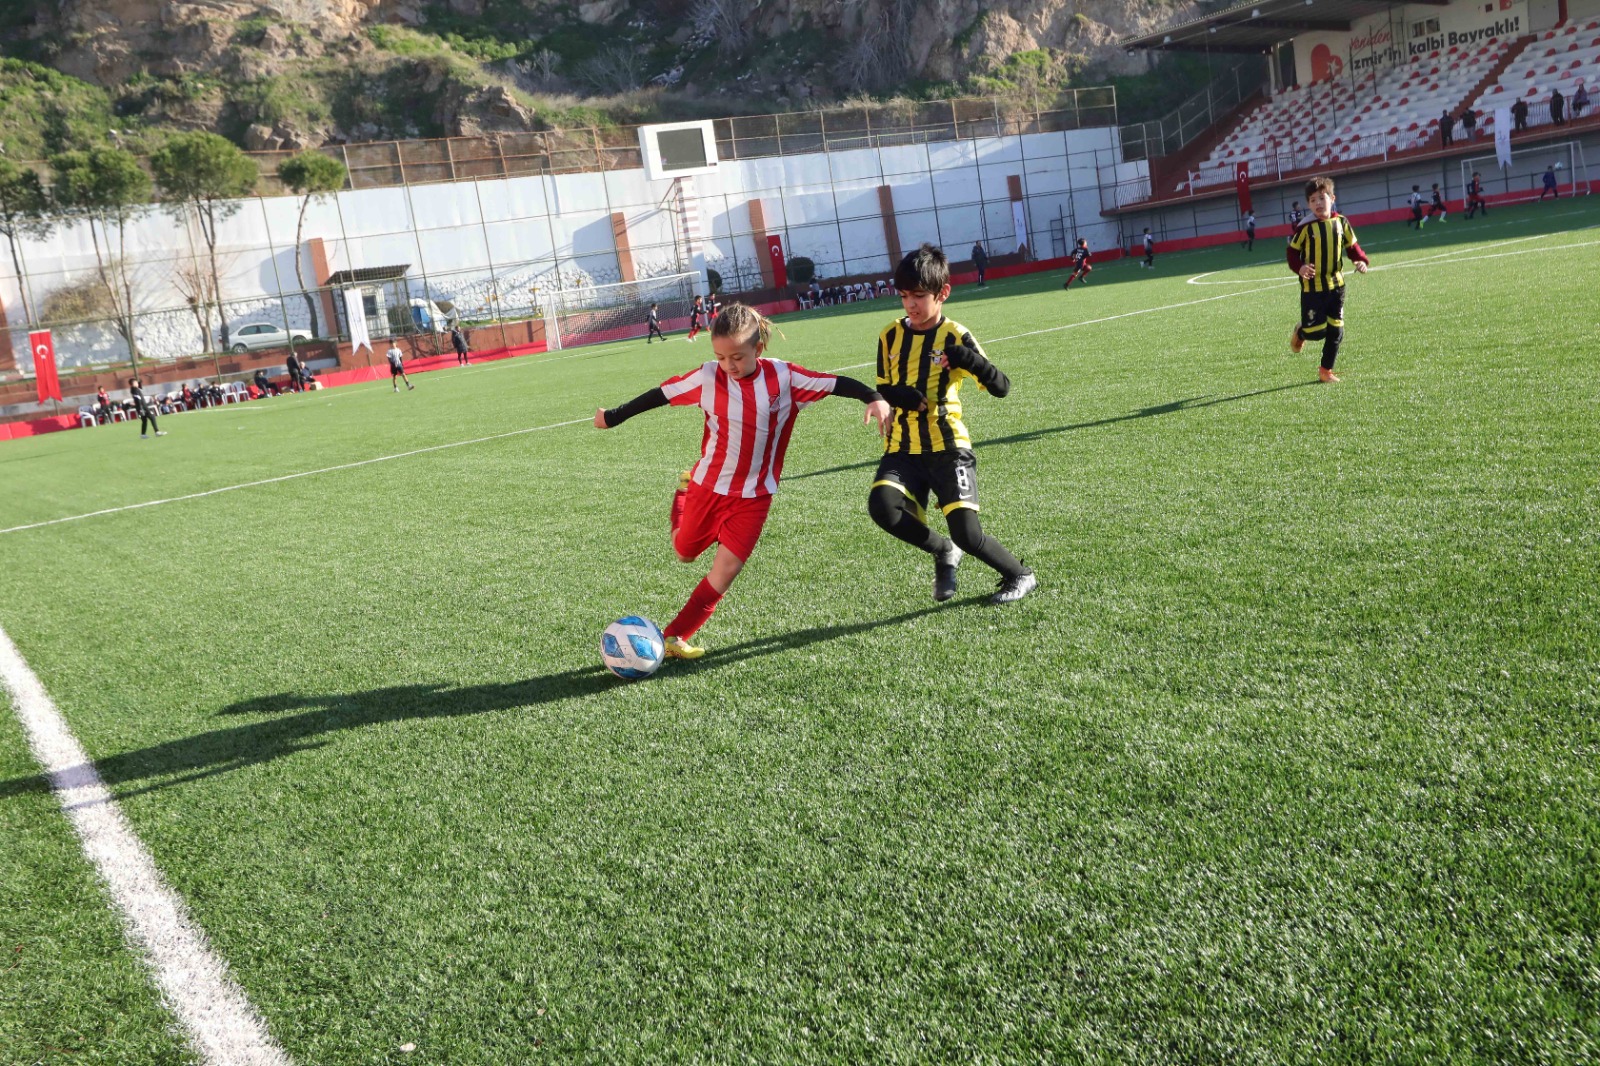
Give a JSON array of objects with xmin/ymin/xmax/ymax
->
[
  {"xmin": 869, "ymin": 244, "xmax": 1037, "ymax": 605},
  {"xmin": 1287, "ymin": 176, "xmax": 1370, "ymax": 384}
]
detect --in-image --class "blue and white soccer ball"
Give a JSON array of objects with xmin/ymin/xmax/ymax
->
[{"xmin": 600, "ymin": 615, "xmax": 665, "ymax": 680}]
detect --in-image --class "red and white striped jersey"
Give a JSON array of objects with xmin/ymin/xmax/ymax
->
[{"xmin": 660, "ymin": 358, "xmax": 840, "ymax": 497}]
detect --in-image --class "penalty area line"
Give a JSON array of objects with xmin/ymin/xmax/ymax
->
[
  {"xmin": 0, "ymin": 624, "xmax": 293, "ymax": 1066},
  {"xmin": 0, "ymin": 416, "xmax": 592, "ymax": 536}
]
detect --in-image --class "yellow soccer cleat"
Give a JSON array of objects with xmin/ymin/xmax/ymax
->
[
  {"xmin": 1318, "ymin": 367, "xmax": 1341, "ymax": 384},
  {"xmin": 1289, "ymin": 324, "xmax": 1305, "ymax": 354},
  {"xmin": 663, "ymin": 635, "xmax": 706, "ymax": 660}
]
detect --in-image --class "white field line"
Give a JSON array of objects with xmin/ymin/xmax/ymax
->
[
  {"xmin": 0, "ymin": 625, "xmax": 293, "ymax": 1066},
  {"xmin": 0, "ymin": 416, "xmax": 590, "ymax": 536},
  {"xmin": 7, "ymin": 228, "xmax": 1593, "ymax": 536}
]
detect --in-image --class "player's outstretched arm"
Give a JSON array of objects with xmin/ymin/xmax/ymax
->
[
  {"xmin": 596, "ymin": 387, "xmax": 669, "ymax": 429},
  {"xmin": 830, "ymin": 375, "xmax": 893, "ymax": 435}
]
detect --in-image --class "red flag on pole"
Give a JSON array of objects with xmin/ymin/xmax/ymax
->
[
  {"xmin": 1235, "ymin": 163, "xmax": 1253, "ymax": 216},
  {"xmin": 29, "ymin": 330, "xmax": 61, "ymax": 403},
  {"xmin": 766, "ymin": 234, "xmax": 789, "ymax": 290}
]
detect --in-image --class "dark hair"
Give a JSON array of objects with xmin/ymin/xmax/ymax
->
[
  {"xmin": 893, "ymin": 243, "xmax": 949, "ymax": 293},
  {"xmin": 1306, "ymin": 176, "xmax": 1336, "ymax": 199}
]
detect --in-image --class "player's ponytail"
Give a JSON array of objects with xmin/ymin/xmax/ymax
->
[{"xmin": 711, "ymin": 302, "xmax": 782, "ymax": 349}]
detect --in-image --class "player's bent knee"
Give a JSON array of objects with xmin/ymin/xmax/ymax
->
[{"xmin": 867, "ymin": 485, "xmax": 906, "ymax": 529}]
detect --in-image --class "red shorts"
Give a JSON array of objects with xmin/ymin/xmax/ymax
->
[{"xmin": 674, "ymin": 480, "xmax": 773, "ymax": 562}]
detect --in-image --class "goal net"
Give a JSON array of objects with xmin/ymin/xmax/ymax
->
[
  {"xmin": 536, "ymin": 271, "xmax": 700, "ymax": 352},
  {"xmin": 1460, "ymin": 140, "xmax": 1589, "ymax": 206}
]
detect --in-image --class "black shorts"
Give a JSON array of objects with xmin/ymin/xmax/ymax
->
[
  {"xmin": 390, "ymin": 362, "xmax": 404, "ymax": 376},
  {"xmin": 1299, "ymin": 286, "xmax": 1346, "ymax": 334},
  {"xmin": 873, "ymin": 449, "xmax": 980, "ymax": 517}
]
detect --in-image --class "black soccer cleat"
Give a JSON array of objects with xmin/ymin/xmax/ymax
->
[
  {"xmin": 933, "ymin": 542, "xmax": 963, "ymax": 602},
  {"xmin": 990, "ymin": 569, "xmax": 1038, "ymax": 605}
]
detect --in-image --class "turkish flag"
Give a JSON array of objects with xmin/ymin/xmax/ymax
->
[
  {"xmin": 766, "ymin": 234, "xmax": 788, "ymax": 290},
  {"xmin": 1235, "ymin": 162, "xmax": 1253, "ymax": 216},
  {"xmin": 29, "ymin": 330, "xmax": 61, "ymax": 403}
]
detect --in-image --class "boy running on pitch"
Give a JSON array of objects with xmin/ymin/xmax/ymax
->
[
  {"xmin": 596, "ymin": 303, "xmax": 891, "ymax": 659},
  {"xmin": 685, "ymin": 295, "xmax": 706, "ymax": 342},
  {"xmin": 1426, "ymin": 183, "xmax": 1448, "ymax": 223},
  {"xmin": 871, "ymin": 244, "xmax": 1037, "ymax": 604},
  {"xmin": 1287, "ymin": 176, "xmax": 1370, "ymax": 384},
  {"xmin": 1062, "ymin": 238, "xmax": 1092, "ymax": 290}
]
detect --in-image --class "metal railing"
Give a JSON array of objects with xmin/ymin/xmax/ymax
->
[
  {"xmin": 242, "ymin": 88, "xmax": 1120, "ymax": 196},
  {"xmin": 1118, "ymin": 59, "xmax": 1270, "ymax": 163}
]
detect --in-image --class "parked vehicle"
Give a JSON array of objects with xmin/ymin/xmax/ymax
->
[{"xmin": 227, "ymin": 322, "xmax": 310, "ymax": 353}]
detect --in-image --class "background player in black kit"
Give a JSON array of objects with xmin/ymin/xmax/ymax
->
[
  {"xmin": 1062, "ymin": 238, "xmax": 1092, "ymax": 290},
  {"xmin": 1426, "ymin": 183, "xmax": 1448, "ymax": 223},
  {"xmin": 645, "ymin": 302, "xmax": 666, "ymax": 343},
  {"xmin": 1287, "ymin": 176, "xmax": 1370, "ymax": 384},
  {"xmin": 1465, "ymin": 172, "xmax": 1489, "ymax": 219}
]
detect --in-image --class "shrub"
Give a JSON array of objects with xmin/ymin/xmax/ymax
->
[{"xmin": 788, "ymin": 257, "xmax": 815, "ymax": 285}]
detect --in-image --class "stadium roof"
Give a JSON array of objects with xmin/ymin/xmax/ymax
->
[{"xmin": 1122, "ymin": 0, "xmax": 1446, "ymax": 53}]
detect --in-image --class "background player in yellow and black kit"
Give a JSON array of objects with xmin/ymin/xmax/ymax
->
[
  {"xmin": 870, "ymin": 244, "xmax": 1037, "ymax": 605},
  {"xmin": 1287, "ymin": 176, "xmax": 1370, "ymax": 384}
]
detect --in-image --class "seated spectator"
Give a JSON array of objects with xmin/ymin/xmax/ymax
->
[
  {"xmin": 797, "ymin": 288, "xmax": 814, "ymax": 309},
  {"xmin": 253, "ymin": 368, "xmax": 277, "ymax": 397},
  {"xmin": 181, "ymin": 384, "xmax": 196, "ymax": 410}
]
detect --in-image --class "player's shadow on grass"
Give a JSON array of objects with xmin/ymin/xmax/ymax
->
[
  {"xmin": 0, "ymin": 606, "xmax": 948, "ymax": 803},
  {"xmin": 790, "ymin": 381, "xmax": 1317, "ymax": 483}
]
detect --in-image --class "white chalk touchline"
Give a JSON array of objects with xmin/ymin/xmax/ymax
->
[
  {"xmin": 0, "ymin": 625, "xmax": 293, "ymax": 1066},
  {"xmin": 0, "ymin": 416, "xmax": 591, "ymax": 536}
]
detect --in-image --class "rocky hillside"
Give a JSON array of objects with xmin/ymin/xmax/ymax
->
[{"xmin": 2, "ymin": 0, "xmax": 1201, "ymax": 154}]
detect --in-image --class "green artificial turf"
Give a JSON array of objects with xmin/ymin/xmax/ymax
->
[{"xmin": 1, "ymin": 200, "xmax": 1596, "ymax": 1064}]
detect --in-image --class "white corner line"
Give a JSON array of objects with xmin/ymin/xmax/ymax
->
[{"xmin": 0, "ymin": 625, "xmax": 293, "ymax": 1065}]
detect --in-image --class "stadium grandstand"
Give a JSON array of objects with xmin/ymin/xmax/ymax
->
[{"xmin": 1115, "ymin": 0, "xmax": 1598, "ymax": 226}]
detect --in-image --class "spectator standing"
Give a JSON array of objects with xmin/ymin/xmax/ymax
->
[
  {"xmin": 1550, "ymin": 87, "xmax": 1565, "ymax": 126},
  {"xmin": 1461, "ymin": 107, "xmax": 1477, "ymax": 138},
  {"xmin": 970, "ymin": 241, "xmax": 989, "ymax": 286},
  {"xmin": 1440, "ymin": 109, "xmax": 1454, "ymax": 146},
  {"xmin": 450, "ymin": 324, "xmax": 471, "ymax": 365},
  {"xmin": 387, "ymin": 343, "xmax": 415, "ymax": 391},
  {"xmin": 1512, "ymin": 97, "xmax": 1529, "ymax": 131},
  {"xmin": 286, "ymin": 351, "xmax": 305, "ymax": 392},
  {"xmin": 1572, "ymin": 82, "xmax": 1589, "ymax": 118}
]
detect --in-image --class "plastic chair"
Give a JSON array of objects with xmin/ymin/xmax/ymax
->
[{"xmin": 78, "ymin": 406, "xmax": 97, "ymax": 428}]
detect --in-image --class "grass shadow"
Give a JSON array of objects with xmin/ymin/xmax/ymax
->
[
  {"xmin": 789, "ymin": 381, "xmax": 1318, "ymax": 483},
  {"xmin": 0, "ymin": 605, "xmax": 949, "ymax": 803}
]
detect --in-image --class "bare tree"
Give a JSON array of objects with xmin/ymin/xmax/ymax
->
[
  {"xmin": 576, "ymin": 44, "xmax": 645, "ymax": 94},
  {"xmin": 172, "ymin": 257, "xmax": 224, "ymax": 352},
  {"xmin": 833, "ymin": 7, "xmax": 913, "ymax": 94},
  {"xmin": 689, "ymin": 0, "xmax": 747, "ymax": 49}
]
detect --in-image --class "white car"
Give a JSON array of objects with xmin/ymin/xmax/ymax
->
[{"xmin": 227, "ymin": 322, "xmax": 309, "ymax": 353}]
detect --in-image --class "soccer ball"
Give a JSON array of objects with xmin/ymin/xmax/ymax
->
[{"xmin": 600, "ymin": 615, "xmax": 665, "ymax": 680}]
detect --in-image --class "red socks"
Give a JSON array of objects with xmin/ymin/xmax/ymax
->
[{"xmin": 664, "ymin": 578, "xmax": 724, "ymax": 640}]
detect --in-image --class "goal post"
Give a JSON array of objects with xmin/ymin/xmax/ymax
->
[
  {"xmin": 1461, "ymin": 140, "xmax": 1589, "ymax": 206},
  {"xmin": 539, "ymin": 272, "xmax": 700, "ymax": 351}
]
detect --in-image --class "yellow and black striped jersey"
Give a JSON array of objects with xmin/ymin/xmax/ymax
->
[
  {"xmin": 1288, "ymin": 213, "xmax": 1366, "ymax": 292},
  {"xmin": 875, "ymin": 316, "xmax": 996, "ymax": 454}
]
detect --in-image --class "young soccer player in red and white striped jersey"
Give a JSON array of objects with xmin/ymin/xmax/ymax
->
[{"xmin": 595, "ymin": 303, "xmax": 892, "ymax": 660}]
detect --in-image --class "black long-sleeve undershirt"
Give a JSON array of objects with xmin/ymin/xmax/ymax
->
[{"xmin": 603, "ymin": 375, "xmax": 882, "ymax": 427}]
